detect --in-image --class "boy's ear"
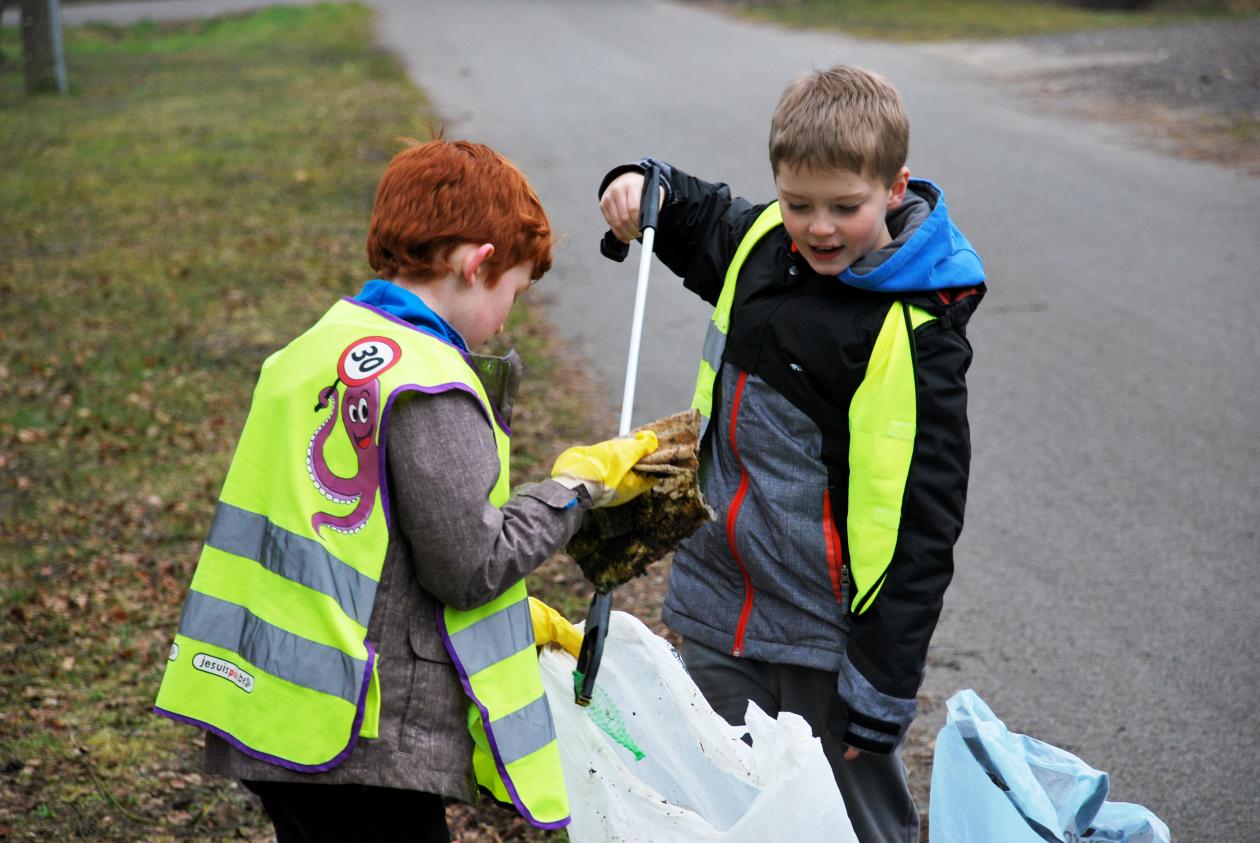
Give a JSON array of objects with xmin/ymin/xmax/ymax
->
[
  {"xmin": 886, "ymin": 167, "xmax": 911, "ymax": 210},
  {"xmin": 461, "ymin": 243, "xmax": 496, "ymax": 286}
]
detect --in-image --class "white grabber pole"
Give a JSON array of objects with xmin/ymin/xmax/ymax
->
[
  {"xmin": 576, "ymin": 162, "xmax": 663, "ymax": 707},
  {"xmin": 618, "ymin": 222, "xmax": 656, "ymax": 436},
  {"xmin": 601, "ymin": 161, "xmax": 662, "ymax": 435}
]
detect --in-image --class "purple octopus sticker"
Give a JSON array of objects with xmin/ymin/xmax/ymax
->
[{"xmin": 305, "ymin": 336, "xmax": 402, "ymax": 536}]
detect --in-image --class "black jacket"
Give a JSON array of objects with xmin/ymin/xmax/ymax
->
[{"xmin": 603, "ymin": 161, "xmax": 984, "ymax": 752}]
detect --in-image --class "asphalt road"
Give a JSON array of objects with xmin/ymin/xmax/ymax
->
[
  {"xmin": 364, "ymin": 5, "xmax": 1260, "ymax": 837},
  {"xmin": 30, "ymin": 0, "xmax": 1260, "ymax": 837}
]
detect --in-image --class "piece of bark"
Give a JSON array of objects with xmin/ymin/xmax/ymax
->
[{"xmin": 565, "ymin": 410, "xmax": 714, "ymax": 592}]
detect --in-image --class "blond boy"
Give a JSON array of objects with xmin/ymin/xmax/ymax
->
[{"xmin": 599, "ymin": 66, "xmax": 985, "ymax": 841}]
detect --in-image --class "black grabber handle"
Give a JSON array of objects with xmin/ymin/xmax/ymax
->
[
  {"xmin": 599, "ymin": 162, "xmax": 662, "ymax": 262},
  {"xmin": 600, "ymin": 230, "xmax": 629, "ymax": 263},
  {"xmin": 574, "ymin": 590, "xmax": 612, "ymax": 706}
]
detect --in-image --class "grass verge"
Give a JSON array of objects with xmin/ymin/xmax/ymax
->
[
  {"xmin": 731, "ymin": 0, "xmax": 1259, "ymax": 40},
  {"xmin": 0, "ymin": 5, "xmax": 601, "ymax": 840}
]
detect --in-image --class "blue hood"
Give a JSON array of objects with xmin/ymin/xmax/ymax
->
[{"xmin": 838, "ymin": 179, "xmax": 985, "ymax": 293}]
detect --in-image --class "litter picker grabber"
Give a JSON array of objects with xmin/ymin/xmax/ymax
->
[{"xmin": 574, "ymin": 162, "xmax": 663, "ymax": 706}]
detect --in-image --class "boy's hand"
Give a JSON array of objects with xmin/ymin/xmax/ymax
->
[
  {"xmin": 826, "ymin": 697, "xmax": 863, "ymax": 761},
  {"xmin": 529, "ymin": 597, "xmax": 583, "ymax": 659},
  {"xmin": 600, "ymin": 172, "xmax": 666, "ymax": 244},
  {"xmin": 551, "ymin": 430, "xmax": 659, "ymax": 507}
]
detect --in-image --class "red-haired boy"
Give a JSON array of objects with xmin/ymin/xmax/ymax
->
[{"xmin": 155, "ymin": 139, "xmax": 656, "ymax": 841}]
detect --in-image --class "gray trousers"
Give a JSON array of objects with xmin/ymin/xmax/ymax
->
[{"xmin": 681, "ymin": 638, "xmax": 919, "ymax": 843}]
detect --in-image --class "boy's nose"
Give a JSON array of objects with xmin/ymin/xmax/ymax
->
[{"xmin": 808, "ymin": 217, "xmax": 835, "ymax": 236}]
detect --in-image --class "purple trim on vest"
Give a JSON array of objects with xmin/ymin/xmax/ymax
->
[
  {"xmin": 435, "ymin": 611, "xmax": 570, "ymax": 830},
  {"xmin": 344, "ymin": 297, "xmax": 452, "ymax": 345},
  {"xmin": 153, "ymin": 641, "xmax": 377, "ymax": 773},
  {"xmin": 345, "ymin": 297, "xmax": 513, "ymax": 435}
]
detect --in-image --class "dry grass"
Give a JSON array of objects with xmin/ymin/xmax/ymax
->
[
  {"xmin": 729, "ymin": 0, "xmax": 1259, "ymax": 41},
  {"xmin": 0, "ymin": 5, "xmax": 606, "ymax": 840}
]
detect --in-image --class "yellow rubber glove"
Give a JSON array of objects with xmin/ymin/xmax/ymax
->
[
  {"xmin": 528, "ymin": 597, "xmax": 583, "ymax": 659},
  {"xmin": 550, "ymin": 430, "xmax": 659, "ymax": 507}
]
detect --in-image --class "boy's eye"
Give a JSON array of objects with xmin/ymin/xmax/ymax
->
[
  {"xmin": 786, "ymin": 203, "xmax": 809, "ymax": 212},
  {"xmin": 834, "ymin": 204, "xmax": 860, "ymax": 214}
]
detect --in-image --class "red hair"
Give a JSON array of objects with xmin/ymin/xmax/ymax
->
[{"xmin": 366, "ymin": 139, "xmax": 552, "ymax": 286}]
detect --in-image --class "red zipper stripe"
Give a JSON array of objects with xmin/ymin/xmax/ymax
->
[
  {"xmin": 725, "ymin": 371, "xmax": 755, "ymax": 656},
  {"xmin": 822, "ymin": 489, "xmax": 845, "ymax": 606}
]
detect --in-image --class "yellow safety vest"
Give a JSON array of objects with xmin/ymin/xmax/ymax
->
[
  {"xmin": 689, "ymin": 204, "xmax": 937, "ymax": 614},
  {"xmin": 154, "ymin": 297, "xmax": 569, "ymax": 828}
]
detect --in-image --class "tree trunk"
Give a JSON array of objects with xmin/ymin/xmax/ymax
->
[{"xmin": 21, "ymin": 0, "xmax": 67, "ymax": 95}]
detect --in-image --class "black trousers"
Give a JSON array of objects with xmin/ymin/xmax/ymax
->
[{"xmin": 242, "ymin": 780, "xmax": 450, "ymax": 843}]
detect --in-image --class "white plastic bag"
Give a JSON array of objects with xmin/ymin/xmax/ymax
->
[{"xmin": 539, "ymin": 611, "xmax": 856, "ymax": 842}]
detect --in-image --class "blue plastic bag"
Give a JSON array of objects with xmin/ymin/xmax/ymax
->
[{"xmin": 930, "ymin": 690, "xmax": 1169, "ymax": 843}]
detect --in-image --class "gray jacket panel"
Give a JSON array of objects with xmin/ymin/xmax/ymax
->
[{"xmin": 664, "ymin": 366, "xmax": 850, "ymax": 671}]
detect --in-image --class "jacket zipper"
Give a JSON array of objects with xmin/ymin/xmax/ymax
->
[
  {"xmin": 822, "ymin": 489, "xmax": 846, "ymax": 608},
  {"xmin": 725, "ymin": 370, "xmax": 755, "ymax": 656}
]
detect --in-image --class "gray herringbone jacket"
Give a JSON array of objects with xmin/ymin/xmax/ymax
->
[{"xmin": 202, "ymin": 384, "xmax": 588, "ymax": 800}]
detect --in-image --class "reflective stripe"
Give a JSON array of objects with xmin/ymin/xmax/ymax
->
[
  {"xmin": 206, "ymin": 502, "xmax": 377, "ymax": 628},
  {"xmin": 693, "ymin": 323, "xmax": 727, "ymax": 428},
  {"xmin": 490, "ymin": 693, "xmax": 557, "ymax": 765},
  {"xmin": 701, "ymin": 321, "xmax": 725, "ymax": 372},
  {"xmin": 447, "ymin": 599, "xmax": 534, "ymax": 677},
  {"xmin": 179, "ymin": 589, "xmax": 364, "ymax": 703}
]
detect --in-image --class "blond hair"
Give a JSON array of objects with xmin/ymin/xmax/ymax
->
[{"xmin": 769, "ymin": 65, "xmax": 909, "ymax": 186}]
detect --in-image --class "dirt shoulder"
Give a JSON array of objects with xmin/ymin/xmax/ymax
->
[{"xmin": 929, "ymin": 16, "xmax": 1260, "ymax": 175}]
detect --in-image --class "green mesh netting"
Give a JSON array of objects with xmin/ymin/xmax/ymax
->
[{"xmin": 573, "ymin": 670, "xmax": 645, "ymax": 761}]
